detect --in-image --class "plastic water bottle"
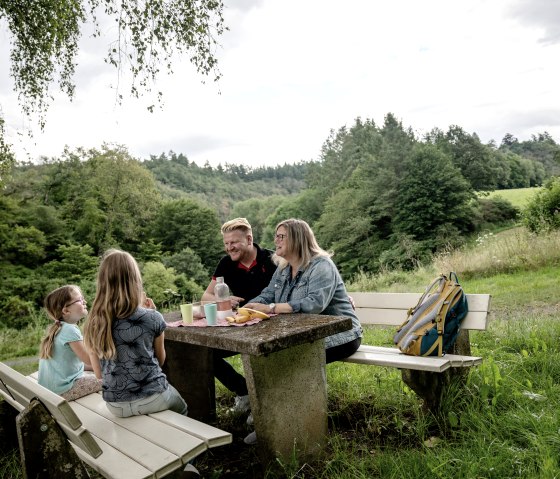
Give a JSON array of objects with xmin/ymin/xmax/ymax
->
[{"xmin": 215, "ymin": 277, "xmax": 234, "ymax": 321}]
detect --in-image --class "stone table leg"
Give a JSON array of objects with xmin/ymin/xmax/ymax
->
[
  {"xmin": 163, "ymin": 341, "xmax": 215, "ymax": 421},
  {"xmin": 242, "ymin": 340, "xmax": 327, "ymax": 464}
]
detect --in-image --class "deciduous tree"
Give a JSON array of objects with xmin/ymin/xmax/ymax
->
[{"xmin": 0, "ymin": 0, "xmax": 226, "ymax": 166}]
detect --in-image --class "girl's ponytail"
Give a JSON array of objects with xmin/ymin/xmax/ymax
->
[
  {"xmin": 40, "ymin": 285, "xmax": 81, "ymax": 359},
  {"xmin": 39, "ymin": 321, "xmax": 63, "ymax": 359}
]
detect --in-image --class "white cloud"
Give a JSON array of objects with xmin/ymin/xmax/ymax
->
[{"xmin": 2, "ymin": 0, "xmax": 560, "ymax": 167}]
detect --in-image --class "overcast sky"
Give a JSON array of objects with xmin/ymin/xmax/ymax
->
[{"xmin": 2, "ymin": 0, "xmax": 560, "ymax": 168}]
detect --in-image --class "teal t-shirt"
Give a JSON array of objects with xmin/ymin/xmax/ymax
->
[{"xmin": 38, "ymin": 322, "xmax": 85, "ymax": 395}]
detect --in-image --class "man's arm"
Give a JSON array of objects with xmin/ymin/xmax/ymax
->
[
  {"xmin": 201, "ymin": 279, "xmax": 217, "ymax": 303},
  {"xmin": 202, "ymin": 278, "xmax": 244, "ymax": 308}
]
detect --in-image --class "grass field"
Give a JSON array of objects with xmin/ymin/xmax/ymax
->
[
  {"xmin": 2, "ymin": 226, "xmax": 560, "ymax": 478},
  {"xmin": 485, "ymin": 186, "xmax": 541, "ymax": 209}
]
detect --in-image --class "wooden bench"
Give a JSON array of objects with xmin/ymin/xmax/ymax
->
[
  {"xmin": 345, "ymin": 292, "xmax": 491, "ymax": 411},
  {"xmin": 0, "ymin": 362, "xmax": 232, "ymax": 479}
]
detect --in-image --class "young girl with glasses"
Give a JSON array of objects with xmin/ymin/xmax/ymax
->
[{"xmin": 38, "ymin": 285, "xmax": 102, "ymax": 400}]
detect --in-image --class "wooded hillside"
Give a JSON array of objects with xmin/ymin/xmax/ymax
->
[{"xmin": 1, "ymin": 114, "xmax": 559, "ymax": 328}]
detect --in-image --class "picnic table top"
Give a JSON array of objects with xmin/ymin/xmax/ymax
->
[{"xmin": 163, "ymin": 312, "xmax": 352, "ymax": 356}]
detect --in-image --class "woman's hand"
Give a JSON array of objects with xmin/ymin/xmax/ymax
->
[{"xmin": 243, "ymin": 302, "xmax": 269, "ymax": 313}]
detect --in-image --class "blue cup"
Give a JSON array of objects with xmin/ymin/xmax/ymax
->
[{"xmin": 204, "ymin": 303, "xmax": 217, "ymax": 326}]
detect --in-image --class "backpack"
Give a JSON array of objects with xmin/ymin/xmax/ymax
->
[{"xmin": 393, "ymin": 272, "xmax": 468, "ymax": 357}]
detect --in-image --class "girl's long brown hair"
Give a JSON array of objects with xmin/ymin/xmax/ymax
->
[
  {"xmin": 40, "ymin": 285, "xmax": 81, "ymax": 359},
  {"xmin": 84, "ymin": 249, "xmax": 143, "ymax": 359}
]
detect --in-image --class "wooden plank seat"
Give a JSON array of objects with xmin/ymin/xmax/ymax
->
[
  {"xmin": 343, "ymin": 292, "xmax": 491, "ymax": 410},
  {"xmin": 0, "ymin": 362, "xmax": 232, "ymax": 479}
]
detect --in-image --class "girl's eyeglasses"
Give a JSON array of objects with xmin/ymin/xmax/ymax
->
[{"xmin": 66, "ymin": 297, "xmax": 86, "ymax": 307}]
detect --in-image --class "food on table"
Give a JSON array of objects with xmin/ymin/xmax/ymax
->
[
  {"xmin": 225, "ymin": 308, "xmax": 270, "ymax": 324},
  {"xmin": 237, "ymin": 308, "xmax": 270, "ymax": 320}
]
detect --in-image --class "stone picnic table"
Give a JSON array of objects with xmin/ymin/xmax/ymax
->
[{"xmin": 162, "ymin": 311, "xmax": 352, "ymax": 463}]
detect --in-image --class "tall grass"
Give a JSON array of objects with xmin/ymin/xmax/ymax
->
[
  {"xmin": 347, "ymin": 227, "xmax": 560, "ymax": 292},
  {"xmin": 434, "ymin": 227, "xmax": 560, "ymax": 279},
  {"xmin": 0, "ymin": 311, "xmax": 46, "ymax": 361}
]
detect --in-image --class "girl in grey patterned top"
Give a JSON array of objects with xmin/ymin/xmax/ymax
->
[{"xmin": 84, "ymin": 249, "xmax": 188, "ymax": 418}]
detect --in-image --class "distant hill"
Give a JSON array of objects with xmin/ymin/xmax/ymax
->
[{"xmin": 142, "ymin": 152, "xmax": 310, "ymax": 220}]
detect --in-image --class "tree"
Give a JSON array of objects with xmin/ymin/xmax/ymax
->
[
  {"xmin": 427, "ymin": 125, "xmax": 498, "ymax": 191},
  {"xmin": 0, "ymin": 116, "xmax": 15, "ymax": 187},
  {"xmin": 392, "ymin": 145, "xmax": 476, "ymax": 249},
  {"xmin": 500, "ymin": 131, "xmax": 560, "ymax": 177},
  {"xmin": 45, "ymin": 146, "xmax": 162, "ymax": 252},
  {"xmin": 312, "ymin": 115, "xmax": 416, "ymax": 276},
  {"xmin": 231, "ymin": 195, "xmax": 285, "ymax": 245},
  {"xmin": 151, "ymin": 198, "xmax": 223, "ymax": 269},
  {"xmin": 161, "ymin": 247, "xmax": 210, "ymax": 287},
  {"xmin": 0, "ymin": 0, "xmax": 226, "ymax": 160},
  {"xmin": 523, "ymin": 177, "xmax": 560, "ymax": 233}
]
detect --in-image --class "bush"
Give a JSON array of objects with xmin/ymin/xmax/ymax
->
[
  {"xmin": 0, "ymin": 296, "xmax": 34, "ymax": 329},
  {"xmin": 476, "ymin": 196, "xmax": 519, "ymax": 228},
  {"xmin": 523, "ymin": 177, "xmax": 560, "ymax": 233}
]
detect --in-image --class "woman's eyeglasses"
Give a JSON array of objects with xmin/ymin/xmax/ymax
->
[
  {"xmin": 66, "ymin": 297, "xmax": 86, "ymax": 307},
  {"xmin": 275, "ymin": 234, "xmax": 286, "ymax": 241}
]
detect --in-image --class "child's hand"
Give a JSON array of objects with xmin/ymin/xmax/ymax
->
[{"xmin": 143, "ymin": 297, "xmax": 157, "ymax": 310}]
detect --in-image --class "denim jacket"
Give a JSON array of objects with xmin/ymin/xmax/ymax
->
[{"xmin": 248, "ymin": 256, "xmax": 362, "ymax": 349}]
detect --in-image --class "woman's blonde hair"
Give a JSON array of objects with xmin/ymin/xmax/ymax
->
[
  {"xmin": 84, "ymin": 249, "xmax": 143, "ymax": 360},
  {"xmin": 274, "ymin": 218, "xmax": 331, "ymax": 270},
  {"xmin": 40, "ymin": 285, "xmax": 82, "ymax": 359}
]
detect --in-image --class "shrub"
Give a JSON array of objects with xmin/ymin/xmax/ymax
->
[
  {"xmin": 475, "ymin": 196, "xmax": 519, "ymax": 228},
  {"xmin": 0, "ymin": 296, "xmax": 34, "ymax": 329},
  {"xmin": 523, "ymin": 177, "xmax": 560, "ymax": 233}
]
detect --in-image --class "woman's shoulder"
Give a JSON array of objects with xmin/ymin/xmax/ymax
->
[{"xmin": 309, "ymin": 255, "xmax": 336, "ymax": 268}]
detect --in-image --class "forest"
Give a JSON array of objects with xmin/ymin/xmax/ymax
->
[{"xmin": 1, "ymin": 113, "xmax": 560, "ymax": 329}]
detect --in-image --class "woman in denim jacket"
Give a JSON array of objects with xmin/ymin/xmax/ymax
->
[{"xmin": 245, "ymin": 218, "xmax": 362, "ymax": 362}]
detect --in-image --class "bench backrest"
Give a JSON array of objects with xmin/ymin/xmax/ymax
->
[
  {"xmin": 0, "ymin": 361, "xmax": 102, "ymax": 458},
  {"xmin": 351, "ymin": 292, "xmax": 491, "ymax": 331}
]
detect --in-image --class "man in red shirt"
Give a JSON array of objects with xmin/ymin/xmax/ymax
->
[{"xmin": 202, "ymin": 218, "xmax": 275, "ymax": 415}]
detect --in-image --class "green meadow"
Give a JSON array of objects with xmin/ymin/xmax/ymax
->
[
  {"xmin": 2, "ymin": 226, "xmax": 560, "ymax": 478},
  {"xmin": 485, "ymin": 186, "xmax": 542, "ymax": 210}
]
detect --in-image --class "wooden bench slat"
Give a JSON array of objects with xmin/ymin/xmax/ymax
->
[
  {"xmin": 69, "ymin": 402, "xmax": 184, "ymax": 476},
  {"xmin": 356, "ymin": 308, "xmax": 489, "ymax": 330},
  {"xmin": 0, "ymin": 381, "xmax": 25, "ymax": 412},
  {"xmin": 0, "ymin": 362, "xmax": 83, "ymax": 430},
  {"xmin": 54, "ymin": 420, "xmax": 104, "ymax": 458},
  {"xmin": 445, "ymin": 354, "xmax": 483, "ymax": 367},
  {"xmin": 72, "ymin": 437, "xmax": 156, "ymax": 479},
  {"xmin": 355, "ymin": 345, "xmax": 483, "ymax": 367},
  {"xmin": 1, "ymin": 362, "xmax": 233, "ymax": 478},
  {"xmin": 342, "ymin": 349, "xmax": 451, "ymax": 372},
  {"xmin": 74, "ymin": 394, "xmax": 207, "ymax": 462},
  {"xmin": 0, "ymin": 363, "xmax": 103, "ymax": 458},
  {"xmin": 352, "ymin": 292, "xmax": 491, "ymax": 331},
  {"xmin": 149, "ymin": 409, "xmax": 233, "ymax": 448},
  {"xmin": 351, "ymin": 292, "xmax": 491, "ymax": 312}
]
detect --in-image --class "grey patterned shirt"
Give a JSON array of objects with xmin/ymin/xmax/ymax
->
[{"xmin": 100, "ymin": 308, "xmax": 168, "ymax": 402}]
